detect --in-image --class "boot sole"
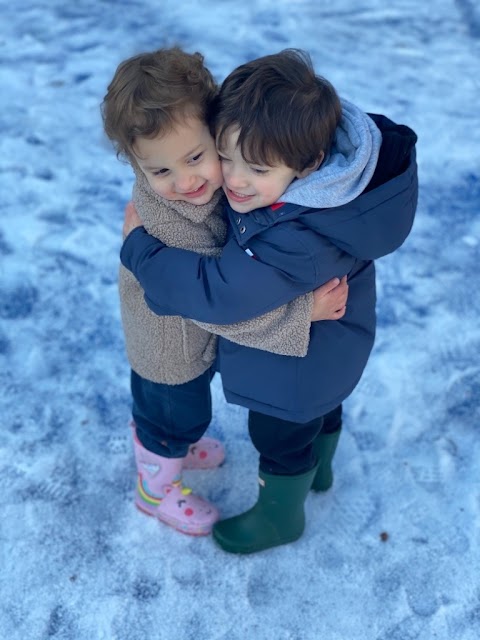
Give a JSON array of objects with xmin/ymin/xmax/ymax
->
[
  {"xmin": 183, "ymin": 460, "xmax": 225, "ymax": 471},
  {"xmin": 212, "ymin": 529, "xmax": 303, "ymax": 554},
  {"xmin": 135, "ymin": 503, "xmax": 213, "ymax": 537},
  {"xmin": 310, "ymin": 482, "xmax": 333, "ymax": 493}
]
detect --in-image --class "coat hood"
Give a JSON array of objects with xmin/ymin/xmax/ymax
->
[
  {"xmin": 283, "ymin": 99, "xmax": 383, "ymax": 208},
  {"xmin": 280, "ymin": 113, "xmax": 418, "ymax": 260}
]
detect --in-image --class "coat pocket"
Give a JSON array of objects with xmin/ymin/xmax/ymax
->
[{"xmin": 180, "ymin": 319, "xmax": 217, "ymax": 364}]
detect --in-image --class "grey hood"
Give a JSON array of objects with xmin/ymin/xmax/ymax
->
[{"xmin": 282, "ymin": 99, "xmax": 382, "ymax": 209}]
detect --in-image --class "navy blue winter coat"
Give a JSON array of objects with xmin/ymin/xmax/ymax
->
[{"xmin": 121, "ymin": 115, "xmax": 418, "ymax": 422}]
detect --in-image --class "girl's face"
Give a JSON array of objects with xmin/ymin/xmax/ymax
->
[{"xmin": 134, "ymin": 117, "xmax": 223, "ymax": 205}]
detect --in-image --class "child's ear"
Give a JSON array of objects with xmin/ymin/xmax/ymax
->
[{"xmin": 296, "ymin": 151, "xmax": 325, "ymax": 179}]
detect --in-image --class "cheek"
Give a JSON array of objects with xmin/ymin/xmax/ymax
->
[
  {"xmin": 220, "ymin": 163, "xmax": 231, "ymax": 180},
  {"xmin": 152, "ymin": 184, "xmax": 176, "ymax": 200},
  {"xmin": 209, "ymin": 160, "xmax": 223, "ymax": 184},
  {"xmin": 148, "ymin": 179, "xmax": 173, "ymax": 199},
  {"xmin": 268, "ymin": 178, "xmax": 290, "ymax": 199},
  {"xmin": 215, "ymin": 170, "xmax": 224, "ymax": 186},
  {"xmin": 258, "ymin": 185, "xmax": 283, "ymax": 205}
]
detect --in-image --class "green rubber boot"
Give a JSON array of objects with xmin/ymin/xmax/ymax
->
[
  {"xmin": 212, "ymin": 466, "xmax": 317, "ymax": 554},
  {"xmin": 311, "ymin": 428, "xmax": 342, "ymax": 492}
]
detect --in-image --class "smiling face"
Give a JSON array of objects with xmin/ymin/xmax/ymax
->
[
  {"xmin": 133, "ymin": 116, "xmax": 223, "ymax": 205},
  {"xmin": 218, "ymin": 128, "xmax": 316, "ymax": 213}
]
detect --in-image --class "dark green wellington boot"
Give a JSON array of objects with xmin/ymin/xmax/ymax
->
[
  {"xmin": 311, "ymin": 428, "xmax": 342, "ymax": 492},
  {"xmin": 212, "ymin": 466, "xmax": 317, "ymax": 554}
]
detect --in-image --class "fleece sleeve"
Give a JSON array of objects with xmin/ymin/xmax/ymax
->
[{"xmin": 192, "ymin": 292, "xmax": 313, "ymax": 357}]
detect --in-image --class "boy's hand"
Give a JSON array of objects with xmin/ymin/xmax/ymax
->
[
  {"xmin": 123, "ymin": 201, "xmax": 143, "ymax": 239},
  {"xmin": 311, "ymin": 276, "xmax": 348, "ymax": 321}
]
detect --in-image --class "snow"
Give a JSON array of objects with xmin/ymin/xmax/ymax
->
[{"xmin": 1, "ymin": 1, "xmax": 479, "ymax": 638}]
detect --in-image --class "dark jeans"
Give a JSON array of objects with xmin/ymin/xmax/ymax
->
[
  {"xmin": 248, "ymin": 404, "xmax": 342, "ymax": 475},
  {"xmin": 131, "ymin": 368, "xmax": 213, "ymax": 458}
]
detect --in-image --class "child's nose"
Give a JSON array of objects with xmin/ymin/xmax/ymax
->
[
  {"xmin": 226, "ymin": 166, "xmax": 247, "ymax": 188},
  {"xmin": 176, "ymin": 174, "xmax": 196, "ymax": 193}
]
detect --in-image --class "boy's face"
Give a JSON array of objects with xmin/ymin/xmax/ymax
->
[
  {"xmin": 218, "ymin": 128, "xmax": 302, "ymax": 213},
  {"xmin": 133, "ymin": 117, "xmax": 223, "ymax": 205}
]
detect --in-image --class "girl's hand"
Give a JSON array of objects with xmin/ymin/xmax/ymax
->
[
  {"xmin": 123, "ymin": 201, "xmax": 143, "ymax": 239},
  {"xmin": 311, "ymin": 276, "xmax": 348, "ymax": 321}
]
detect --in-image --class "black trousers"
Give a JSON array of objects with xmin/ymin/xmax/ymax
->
[
  {"xmin": 248, "ymin": 404, "xmax": 342, "ymax": 476},
  {"xmin": 130, "ymin": 368, "xmax": 213, "ymax": 458}
]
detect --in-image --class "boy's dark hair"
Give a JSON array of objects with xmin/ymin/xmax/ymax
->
[
  {"xmin": 101, "ymin": 47, "xmax": 217, "ymax": 160},
  {"xmin": 214, "ymin": 49, "xmax": 341, "ymax": 172}
]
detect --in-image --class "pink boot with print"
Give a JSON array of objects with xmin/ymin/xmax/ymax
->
[
  {"xmin": 129, "ymin": 420, "xmax": 225, "ymax": 470},
  {"xmin": 183, "ymin": 436, "xmax": 225, "ymax": 470},
  {"xmin": 132, "ymin": 431, "xmax": 219, "ymax": 536}
]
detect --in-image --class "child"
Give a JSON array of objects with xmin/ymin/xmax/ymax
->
[
  {"xmin": 102, "ymin": 48, "xmax": 348, "ymax": 537},
  {"xmin": 121, "ymin": 48, "xmax": 418, "ymax": 553}
]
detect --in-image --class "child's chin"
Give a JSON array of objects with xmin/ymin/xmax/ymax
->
[
  {"xmin": 229, "ymin": 201, "xmax": 254, "ymax": 213},
  {"xmin": 183, "ymin": 192, "xmax": 212, "ymax": 205}
]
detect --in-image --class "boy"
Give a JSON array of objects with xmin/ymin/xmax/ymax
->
[
  {"xmin": 121, "ymin": 48, "xmax": 418, "ymax": 553},
  {"xmin": 102, "ymin": 48, "xmax": 348, "ymax": 537}
]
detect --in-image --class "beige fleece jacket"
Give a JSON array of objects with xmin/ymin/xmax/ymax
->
[{"xmin": 119, "ymin": 168, "xmax": 313, "ymax": 384}]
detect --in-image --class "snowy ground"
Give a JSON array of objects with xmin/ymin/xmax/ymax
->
[{"xmin": 1, "ymin": 1, "xmax": 479, "ymax": 639}]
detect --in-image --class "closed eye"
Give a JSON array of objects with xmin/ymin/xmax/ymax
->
[
  {"xmin": 189, "ymin": 152, "xmax": 204, "ymax": 164},
  {"xmin": 152, "ymin": 168, "xmax": 169, "ymax": 176}
]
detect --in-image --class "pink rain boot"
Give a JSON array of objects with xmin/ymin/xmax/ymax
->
[
  {"xmin": 129, "ymin": 420, "xmax": 225, "ymax": 470},
  {"xmin": 133, "ymin": 432, "xmax": 219, "ymax": 536},
  {"xmin": 183, "ymin": 437, "xmax": 225, "ymax": 470}
]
